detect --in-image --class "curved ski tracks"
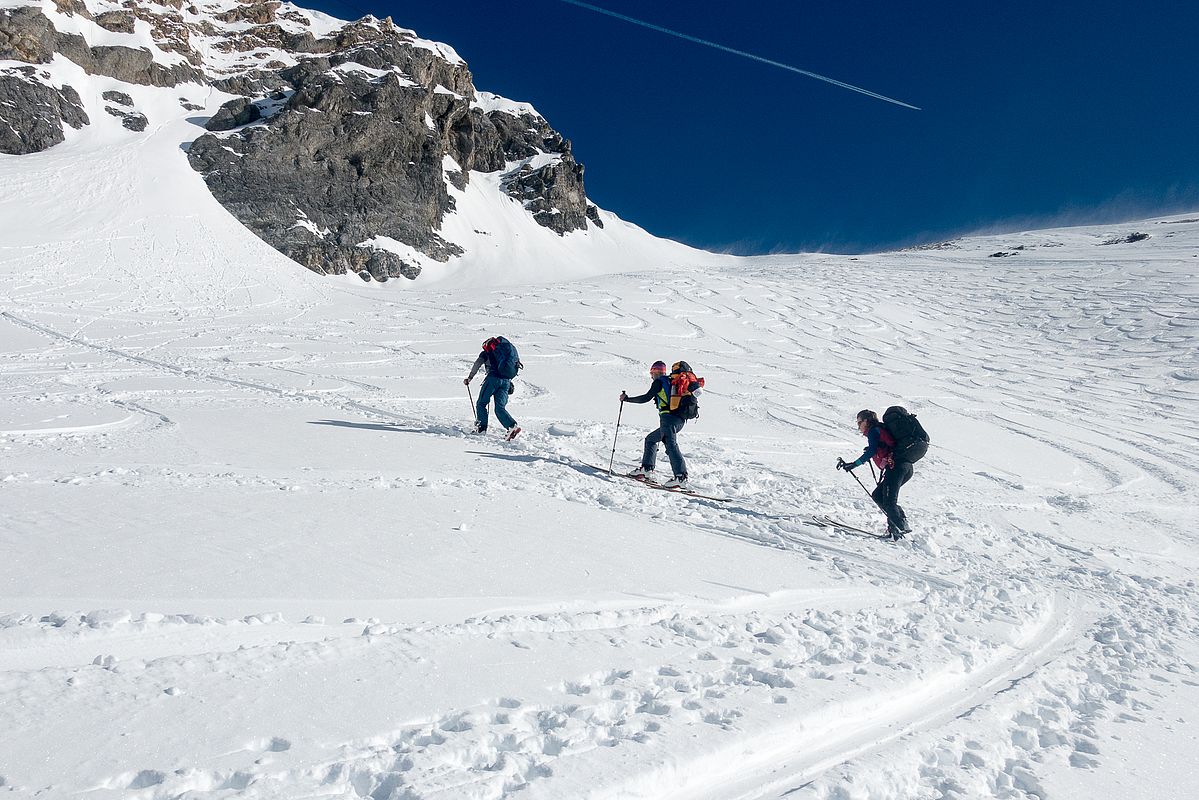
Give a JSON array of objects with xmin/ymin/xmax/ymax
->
[{"xmin": 662, "ymin": 594, "xmax": 1082, "ymax": 800}]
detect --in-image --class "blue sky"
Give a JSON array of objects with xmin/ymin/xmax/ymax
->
[{"xmin": 301, "ymin": 0, "xmax": 1199, "ymax": 254}]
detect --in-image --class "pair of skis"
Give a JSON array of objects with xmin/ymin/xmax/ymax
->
[
  {"xmin": 577, "ymin": 464, "xmax": 898, "ymax": 540},
  {"xmin": 578, "ymin": 463, "xmax": 731, "ymax": 502},
  {"xmin": 807, "ymin": 514, "xmax": 900, "ymax": 542}
]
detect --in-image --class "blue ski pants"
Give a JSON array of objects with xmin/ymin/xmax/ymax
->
[{"xmin": 476, "ymin": 375, "xmax": 516, "ymax": 430}]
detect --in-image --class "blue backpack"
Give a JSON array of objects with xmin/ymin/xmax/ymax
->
[{"xmin": 489, "ymin": 336, "xmax": 521, "ymax": 379}]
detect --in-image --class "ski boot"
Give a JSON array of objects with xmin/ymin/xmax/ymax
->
[{"xmin": 662, "ymin": 475, "xmax": 689, "ymax": 490}]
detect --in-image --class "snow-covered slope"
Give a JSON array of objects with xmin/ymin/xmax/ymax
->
[
  {"xmin": 0, "ymin": 0, "xmax": 724, "ymax": 285},
  {"xmin": 3, "ymin": 97, "xmax": 1198, "ymax": 797},
  {"xmin": 3, "ymin": 4, "xmax": 1199, "ymax": 799}
]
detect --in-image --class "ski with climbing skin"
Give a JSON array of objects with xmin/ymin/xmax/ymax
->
[
  {"xmin": 576, "ymin": 462, "xmax": 731, "ymax": 502},
  {"xmin": 809, "ymin": 515, "xmax": 894, "ymax": 541}
]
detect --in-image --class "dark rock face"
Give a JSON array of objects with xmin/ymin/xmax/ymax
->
[
  {"xmin": 188, "ymin": 62, "xmax": 465, "ymax": 280},
  {"xmin": 52, "ymin": 0, "xmax": 92, "ymax": 18},
  {"xmin": 0, "ymin": 67, "xmax": 88, "ymax": 154},
  {"xmin": 105, "ymin": 105, "xmax": 148, "ymax": 131},
  {"xmin": 215, "ymin": 2, "xmax": 281, "ymax": 25},
  {"xmin": 204, "ymin": 97, "xmax": 262, "ymax": 131},
  {"xmin": 188, "ymin": 23, "xmax": 601, "ymax": 280},
  {"xmin": 504, "ymin": 159, "xmax": 591, "ymax": 235},
  {"xmin": 0, "ymin": 6, "xmax": 58, "ymax": 63},
  {"xmin": 210, "ymin": 70, "xmax": 289, "ymax": 97},
  {"xmin": 94, "ymin": 10, "xmax": 136, "ymax": 34},
  {"xmin": 85, "ymin": 43, "xmax": 204, "ymax": 87},
  {"xmin": 121, "ymin": 112, "xmax": 148, "ymax": 131},
  {"xmin": 0, "ymin": 7, "xmax": 203, "ymax": 87},
  {"xmin": 103, "ymin": 90, "xmax": 134, "ymax": 107}
]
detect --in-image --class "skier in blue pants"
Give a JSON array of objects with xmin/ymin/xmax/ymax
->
[{"xmin": 465, "ymin": 336, "xmax": 522, "ymax": 440}]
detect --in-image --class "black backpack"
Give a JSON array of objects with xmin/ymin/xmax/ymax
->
[
  {"xmin": 882, "ymin": 406, "xmax": 930, "ymax": 463},
  {"xmin": 675, "ymin": 395, "xmax": 699, "ymax": 420}
]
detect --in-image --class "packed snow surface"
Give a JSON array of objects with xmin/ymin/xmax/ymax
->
[{"xmin": 2, "ymin": 9, "xmax": 1199, "ymax": 796}]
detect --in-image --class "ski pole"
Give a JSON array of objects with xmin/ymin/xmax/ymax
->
[
  {"xmin": 869, "ymin": 461, "xmax": 878, "ymax": 485},
  {"xmin": 838, "ymin": 458, "xmax": 903, "ymax": 532},
  {"xmin": 607, "ymin": 399, "xmax": 625, "ymax": 475},
  {"xmin": 844, "ymin": 462, "xmax": 872, "ymax": 501},
  {"xmin": 466, "ymin": 382, "xmax": 477, "ymax": 426}
]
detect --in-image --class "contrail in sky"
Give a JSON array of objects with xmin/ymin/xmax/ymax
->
[{"xmin": 551, "ymin": 0, "xmax": 920, "ymax": 110}]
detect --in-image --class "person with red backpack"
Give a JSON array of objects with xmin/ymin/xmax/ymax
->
[
  {"xmin": 620, "ymin": 360, "xmax": 703, "ymax": 489},
  {"xmin": 838, "ymin": 408, "xmax": 918, "ymax": 538},
  {"xmin": 464, "ymin": 336, "xmax": 522, "ymax": 440}
]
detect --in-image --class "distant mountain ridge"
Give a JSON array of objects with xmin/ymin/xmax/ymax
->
[{"xmin": 0, "ymin": 0, "xmax": 671, "ymax": 282}]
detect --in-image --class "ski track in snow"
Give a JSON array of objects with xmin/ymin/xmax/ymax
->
[{"xmin": 3, "ymin": 245, "xmax": 1198, "ymax": 798}]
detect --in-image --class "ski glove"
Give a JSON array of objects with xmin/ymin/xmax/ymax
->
[{"xmin": 619, "ymin": 391, "xmax": 628, "ymax": 402}]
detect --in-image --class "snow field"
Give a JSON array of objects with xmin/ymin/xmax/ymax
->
[
  {"xmin": 2, "ymin": 5, "xmax": 1199, "ymax": 794},
  {"xmin": 2, "ymin": 227, "xmax": 1197, "ymax": 796}
]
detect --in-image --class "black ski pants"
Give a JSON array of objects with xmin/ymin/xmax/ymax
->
[
  {"xmin": 642, "ymin": 413, "xmax": 687, "ymax": 477},
  {"xmin": 872, "ymin": 461, "xmax": 913, "ymax": 532}
]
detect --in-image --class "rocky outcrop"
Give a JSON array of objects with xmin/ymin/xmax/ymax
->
[
  {"xmin": 102, "ymin": 89, "xmax": 134, "ymax": 106},
  {"xmin": 0, "ymin": 3, "xmax": 204, "ymax": 154},
  {"xmin": 0, "ymin": 6, "xmax": 203, "ymax": 86},
  {"xmin": 188, "ymin": 17, "xmax": 600, "ymax": 280},
  {"xmin": 204, "ymin": 97, "xmax": 261, "ymax": 131},
  {"xmin": 0, "ymin": 6, "xmax": 58, "ymax": 63},
  {"xmin": 101, "ymin": 91, "xmax": 147, "ymax": 131},
  {"xmin": 504, "ymin": 159, "xmax": 598, "ymax": 234},
  {"xmin": 52, "ymin": 0, "xmax": 92, "ymax": 18},
  {"xmin": 74, "ymin": 42, "xmax": 203, "ymax": 87},
  {"xmin": 2, "ymin": 0, "xmax": 607, "ymax": 280},
  {"xmin": 188, "ymin": 59, "xmax": 466, "ymax": 280},
  {"xmin": 94, "ymin": 10, "xmax": 135, "ymax": 34},
  {"xmin": 210, "ymin": 70, "xmax": 289, "ymax": 97},
  {"xmin": 105, "ymin": 105, "xmax": 148, "ymax": 131},
  {"xmin": 215, "ymin": 1, "xmax": 281, "ymax": 25},
  {"xmin": 0, "ymin": 67, "xmax": 89, "ymax": 155}
]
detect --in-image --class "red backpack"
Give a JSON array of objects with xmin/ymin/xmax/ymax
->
[{"xmin": 668, "ymin": 361, "xmax": 704, "ymax": 420}]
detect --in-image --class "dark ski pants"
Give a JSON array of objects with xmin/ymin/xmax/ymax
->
[
  {"xmin": 476, "ymin": 375, "xmax": 516, "ymax": 430},
  {"xmin": 642, "ymin": 413, "xmax": 687, "ymax": 477},
  {"xmin": 872, "ymin": 461, "xmax": 913, "ymax": 532}
]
